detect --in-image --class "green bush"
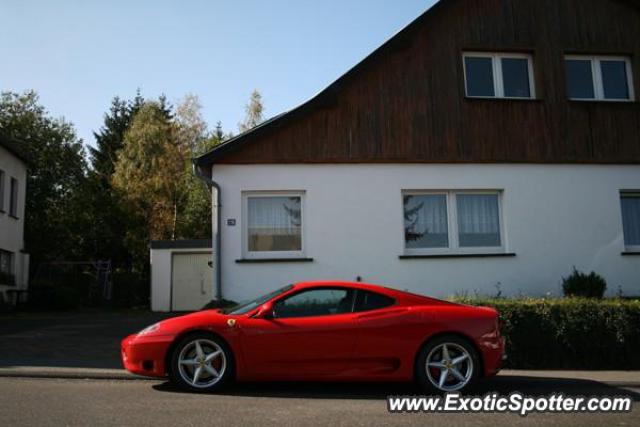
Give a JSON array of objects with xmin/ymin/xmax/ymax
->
[
  {"xmin": 561, "ymin": 268, "xmax": 607, "ymax": 298},
  {"xmin": 111, "ymin": 272, "xmax": 149, "ymax": 308},
  {"xmin": 28, "ymin": 278, "xmax": 83, "ymax": 310},
  {"xmin": 452, "ymin": 297, "xmax": 640, "ymax": 369},
  {"xmin": 201, "ymin": 299, "xmax": 238, "ymax": 310}
]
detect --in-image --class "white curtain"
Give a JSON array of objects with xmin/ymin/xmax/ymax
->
[
  {"xmin": 621, "ymin": 196, "xmax": 640, "ymax": 246},
  {"xmin": 456, "ymin": 194, "xmax": 500, "ymax": 247},
  {"xmin": 404, "ymin": 194, "xmax": 448, "ymax": 248},
  {"xmin": 248, "ymin": 196, "xmax": 301, "ymax": 251}
]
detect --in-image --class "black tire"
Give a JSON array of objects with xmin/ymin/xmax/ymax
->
[
  {"xmin": 168, "ymin": 332, "xmax": 234, "ymax": 393},
  {"xmin": 415, "ymin": 335, "xmax": 481, "ymax": 394}
]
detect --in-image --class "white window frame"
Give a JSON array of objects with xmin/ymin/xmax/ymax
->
[
  {"xmin": 402, "ymin": 190, "xmax": 506, "ymax": 256},
  {"xmin": 241, "ymin": 191, "xmax": 306, "ymax": 260},
  {"xmin": 620, "ymin": 191, "xmax": 640, "ymax": 252},
  {"xmin": 565, "ymin": 55, "xmax": 635, "ymax": 101},
  {"xmin": 462, "ymin": 52, "xmax": 536, "ymax": 99}
]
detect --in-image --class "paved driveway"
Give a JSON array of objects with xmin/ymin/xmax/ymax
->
[{"xmin": 0, "ymin": 310, "xmax": 173, "ymax": 368}]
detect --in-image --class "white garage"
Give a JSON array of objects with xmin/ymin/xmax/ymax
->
[{"xmin": 150, "ymin": 240, "xmax": 213, "ymax": 312}]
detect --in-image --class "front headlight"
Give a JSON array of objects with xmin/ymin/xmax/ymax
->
[{"xmin": 137, "ymin": 322, "xmax": 160, "ymax": 336}]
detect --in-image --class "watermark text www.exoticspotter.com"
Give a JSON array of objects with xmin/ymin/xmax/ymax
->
[{"xmin": 387, "ymin": 392, "xmax": 632, "ymax": 417}]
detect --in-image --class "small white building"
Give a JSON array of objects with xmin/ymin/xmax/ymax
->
[
  {"xmin": 188, "ymin": 0, "xmax": 640, "ymax": 305},
  {"xmin": 150, "ymin": 240, "xmax": 213, "ymax": 311},
  {"xmin": 0, "ymin": 135, "xmax": 30, "ymax": 304}
]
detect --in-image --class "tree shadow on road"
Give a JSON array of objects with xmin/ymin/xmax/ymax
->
[{"xmin": 152, "ymin": 375, "xmax": 640, "ymax": 401}]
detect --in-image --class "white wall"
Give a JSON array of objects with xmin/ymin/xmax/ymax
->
[
  {"xmin": 0, "ymin": 145, "xmax": 29, "ymax": 300},
  {"xmin": 210, "ymin": 164, "xmax": 640, "ymax": 302}
]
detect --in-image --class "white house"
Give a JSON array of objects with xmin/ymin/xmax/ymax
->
[
  {"xmin": 189, "ymin": 0, "xmax": 640, "ymax": 305},
  {"xmin": 0, "ymin": 134, "xmax": 30, "ymax": 304}
]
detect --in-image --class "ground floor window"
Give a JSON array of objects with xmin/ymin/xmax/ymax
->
[
  {"xmin": 403, "ymin": 190, "xmax": 504, "ymax": 255},
  {"xmin": 242, "ymin": 191, "xmax": 304, "ymax": 259},
  {"xmin": 0, "ymin": 250, "xmax": 14, "ymax": 286},
  {"xmin": 620, "ymin": 192, "xmax": 640, "ymax": 251}
]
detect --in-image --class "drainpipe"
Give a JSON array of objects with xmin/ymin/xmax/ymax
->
[{"xmin": 193, "ymin": 162, "xmax": 222, "ymax": 301}]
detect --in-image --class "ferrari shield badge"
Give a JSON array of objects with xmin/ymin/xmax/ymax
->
[{"xmin": 227, "ymin": 319, "xmax": 236, "ymax": 327}]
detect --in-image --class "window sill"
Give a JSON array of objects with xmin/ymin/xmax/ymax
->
[
  {"xmin": 8, "ymin": 214, "xmax": 19, "ymax": 220},
  {"xmin": 464, "ymin": 96, "xmax": 541, "ymax": 103},
  {"xmin": 568, "ymin": 99, "xmax": 637, "ymax": 105},
  {"xmin": 236, "ymin": 258, "xmax": 314, "ymax": 264},
  {"xmin": 621, "ymin": 251, "xmax": 640, "ymax": 256},
  {"xmin": 399, "ymin": 253, "xmax": 516, "ymax": 259}
]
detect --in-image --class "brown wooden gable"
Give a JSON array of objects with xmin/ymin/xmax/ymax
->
[{"xmin": 195, "ymin": 0, "xmax": 640, "ymax": 166}]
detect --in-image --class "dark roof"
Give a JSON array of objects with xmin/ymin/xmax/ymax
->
[
  {"xmin": 193, "ymin": 0, "xmax": 449, "ymax": 166},
  {"xmin": 150, "ymin": 239, "xmax": 212, "ymax": 249},
  {"xmin": 0, "ymin": 133, "xmax": 30, "ymax": 164}
]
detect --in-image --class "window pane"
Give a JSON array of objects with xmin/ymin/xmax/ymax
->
[
  {"xmin": 248, "ymin": 196, "xmax": 302, "ymax": 252},
  {"xmin": 274, "ymin": 289, "xmax": 352, "ymax": 318},
  {"xmin": 621, "ymin": 195, "xmax": 640, "ymax": 246},
  {"xmin": 464, "ymin": 57, "xmax": 495, "ymax": 97},
  {"xmin": 0, "ymin": 170, "xmax": 4, "ymax": 211},
  {"xmin": 566, "ymin": 59, "xmax": 595, "ymax": 99},
  {"xmin": 0, "ymin": 251, "xmax": 12, "ymax": 274},
  {"xmin": 502, "ymin": 58, "xmax": 531, "ymax": 98},
  {"xmin": 404, "ymin": 194, "xmax": 449, "ymax": 249},
  {"xmin": 601, "ymin": 60, "xmax": 629, "ymax": 100},
  {"xmin": 456, "ymin": 194, "xmax": 501, "ymax": 247},
  {"xmin": 354, "ymin": 291, "xmax": 394, "ymax": 312},
  {"xmin": 9, "ymin": 178, "xmax": 18, "ymax": 217}
]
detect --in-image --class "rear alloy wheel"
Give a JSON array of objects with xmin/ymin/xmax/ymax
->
[
  {"xmin": 169, "ymin": 333, "xmax": 232, "ymax": 392},
  {"xmin": 416, "ymin": 336, "xmax": 480, "ymax": 393}
]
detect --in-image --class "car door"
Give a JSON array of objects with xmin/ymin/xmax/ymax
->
[{"xmin": 240, "ymin": 287, "xmax": 357, "ymax": 379}]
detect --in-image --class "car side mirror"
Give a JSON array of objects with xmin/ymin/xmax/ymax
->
[{"xmin": 255, "ymin": 302, "xmax": 274, "ymax": 319}]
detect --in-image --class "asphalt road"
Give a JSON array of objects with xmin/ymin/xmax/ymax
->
[{"xmin": 0, "ymin": 377, "xmax": 637, "ymax": 427}]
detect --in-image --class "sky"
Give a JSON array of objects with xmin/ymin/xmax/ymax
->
[{"xmin": 0, "ymin": 0, "xmax": 437, "ymax": 148}]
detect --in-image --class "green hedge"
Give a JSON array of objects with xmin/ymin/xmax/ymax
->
[{"xmin": 451, "ymin": 297, "xmax": 640, "ymax": 370}]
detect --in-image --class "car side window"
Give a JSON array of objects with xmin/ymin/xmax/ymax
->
[
  {"xmin": 274, "ymin": 288, "xmax": 354, "ymax": 318},
  {"xmin": 354, "ymin": 290, "xmax": 395, "ymax": 312}
]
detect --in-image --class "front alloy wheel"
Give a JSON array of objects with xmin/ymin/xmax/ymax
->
[{"xmin": 169, "ymin": 333, "xmax": 233, "ymax": 392}]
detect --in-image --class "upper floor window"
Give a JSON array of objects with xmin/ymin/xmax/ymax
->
[
  {"xmin": 620, "ymin": 192, "xmax": 640, "ymax": 251},
  {"xmin": 403, "ymin": 190, "xmax": 504, "ymax": 255},
  {"xmin": 242, "ymin": 191, "xmax": 304, "ymax": 259},
  {"xmin": 9, "ymin": 177, "xmax": 18, "ymax": 218},
  {"xmin": 463, "ymin": 52, "xmax": 535, "ymax": 99},
  {"xmin": 565, "ymin": 55, "xmax": 634, "ymax": 101}
]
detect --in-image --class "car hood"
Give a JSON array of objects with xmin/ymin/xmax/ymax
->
[{"xmin": 144, "ymin": 309, "xmax": 232, "ymax": 336}]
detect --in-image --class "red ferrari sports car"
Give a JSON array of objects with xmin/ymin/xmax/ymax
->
[{"xmin": 122, "ymin": 281, "xmax": 504, "ymax": 393}]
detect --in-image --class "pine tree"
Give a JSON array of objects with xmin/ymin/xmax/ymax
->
[{"xmin": 85, "ymin": 91, "xmax": 145, "ymax": 267}]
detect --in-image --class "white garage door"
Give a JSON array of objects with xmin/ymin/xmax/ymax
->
[{"xmin": 171, "ymin": 253, "xmax": 213, "ymax": 311}]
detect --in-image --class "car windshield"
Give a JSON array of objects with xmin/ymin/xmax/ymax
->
[{"xmin": 225, "ymin": 285, "xmax": 294, "ymax": 315}]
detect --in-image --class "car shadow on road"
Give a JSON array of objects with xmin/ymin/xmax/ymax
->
[{"xmin": 152, "ymin": 375, "xmax": 640, "ymax": 401}]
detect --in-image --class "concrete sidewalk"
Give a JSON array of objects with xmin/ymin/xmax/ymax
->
[{"xmin": 1, "ymin": 366, "xmax": 639, "ymax": 387}]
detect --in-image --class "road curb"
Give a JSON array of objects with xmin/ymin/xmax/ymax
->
[
  {"xmin": 498, "ymin": 370, "xmax": 640, "ymax": 388},
  {"xmin": 1, "ymin": 368, "xmax": 639, "ymax": 387},
  {"xmin": 0, "ymin": 367, "xmax": 158, "ymax": 381}
]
